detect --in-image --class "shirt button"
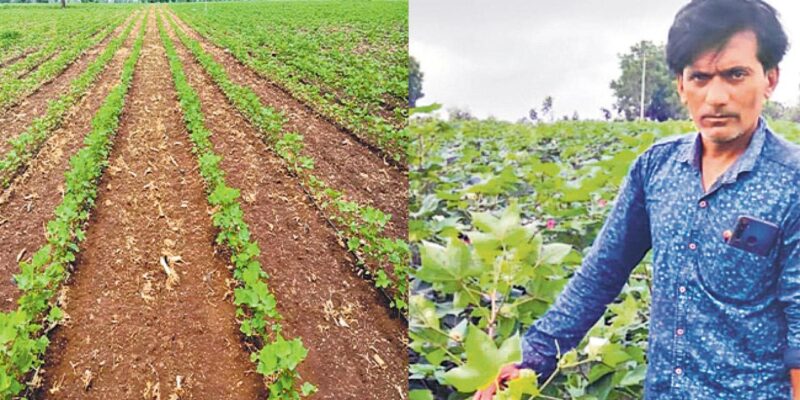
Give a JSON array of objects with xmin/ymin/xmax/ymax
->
[
  {"xmin": 699, "ymin": 200, "xmax": 707, "ymax": 208},
  {"xmin": 675, "ymin": 367, "xmax": 683, "ymax": 375},
  {"xmin": 677, "ymin": 328, "xmax": 685, "ymax": 336},
  {"xmin": 679, "ymin": 286, "xmax": 687, "ymax": 293},
  {"xmin": 688, "ymin": 243, "xmax": 697, "ymax": 250}
]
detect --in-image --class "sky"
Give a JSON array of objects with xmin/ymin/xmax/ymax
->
[{"xmin": 410, "ymin": 0, "xmax": 800, "ymax": 121}]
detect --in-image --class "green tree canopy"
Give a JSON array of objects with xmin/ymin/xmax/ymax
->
[{"xmin": 610, "ymin": 41, "xmax": 687, "ymax": 121}]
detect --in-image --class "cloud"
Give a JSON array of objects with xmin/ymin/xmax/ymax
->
[{"xmin": 411, "ymin": 0, "xmax": 800, "ymax": 121}]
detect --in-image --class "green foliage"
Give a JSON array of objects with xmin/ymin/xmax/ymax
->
[
  {"xmin": 157, "ymin": 13, "xmax": 312, "ymax": 398},
  {"xmin": 169, "ymin": 0, "xmax": 408, "ymax": 162},
  {"xmin": 0, "ymin": 16, "xmax": 146, "ymax": 397},
  {"xmin": 0, "ymin": 7, "xmax": 133, "ymax": 110},
  {"xmin": 408, "ymin": 117, "xmax": 720, "ymax": 399},
  {"xmin": 609, "ymin": 41, "xmax": 686, "ymax": 121},
  {"xmin": 0, "ymin": 11, "xmax": 144, "ymax": 188},
  {"xmin": 443, "ymin": 327, "xmax": 523, "ymax": 393},
  {"xmin": 164, "ymin": 12, "xmax": 410, "ymax": 313},
  {"xmin": 407, "ymin": 116, "xmax": 800, "ymax": 398}
]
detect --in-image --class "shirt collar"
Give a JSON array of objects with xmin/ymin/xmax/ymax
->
[{"xmin": 677, "ymin": 117, "xmax": 768, "ymax": 181}]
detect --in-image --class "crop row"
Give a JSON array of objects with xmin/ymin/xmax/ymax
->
[
  {"xmin": 165, "ymin": 12, "xmax": 410, "ymax": 313},
  {"xmin": 0, "ymin": 14, "xmax": 111, "ymax": 82},
  {"xmin": 0, "ymin": 17, "xmax": 146, "ymax": 398},
  {"xmin": 157, "ymin": 12, "xmax": 315, "ymax": 399},
  {"xmin": 0, "ymin": 5, "xmax": 131, "ymax": 69},
  {"xmin": 169, "ymin": 2, "xmax": 409, "ymax": 162},
  {"xmin": 0, "ymin": 12, "xmax": 142, "ymax": 189},
  {"xmin": 0, "ymin": 10, "xmax": 131, "ymax": 110}
]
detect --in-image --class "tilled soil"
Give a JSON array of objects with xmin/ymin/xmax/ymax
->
[
  {"xmin": 0, "ymin": 15, "xmax": 145, "ymax": 312},
  {"xmin": 165, "ymin": 11, "xmax": 408, "ymax": 242},
  {"xmin": 0, "ymin": 47, "xmax": 39, "ymax": 69},
  {"xmin": 36, "ymin": 9, "xmax": 265, "ymax": 398},
  {"xmin": 0, "ymin": 11, "xmax": 139, "ymax": 155},
  {"xmin": 160, "ymin": 10, "xmax": 407, "ymax": 399}
]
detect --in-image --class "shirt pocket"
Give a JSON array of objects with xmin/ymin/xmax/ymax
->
[{"xmin": 696, "ymin": 241, "xmax": 778, "ymax": 304}]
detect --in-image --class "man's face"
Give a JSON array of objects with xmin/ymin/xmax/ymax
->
[{"xmin": 677, "ymin": 30, "xmax": 779, "ymax": 145}]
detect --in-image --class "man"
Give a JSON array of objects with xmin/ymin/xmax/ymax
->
[{"xmin": 475, "ymin": 0, "xmax": 797, "ymax": 398}]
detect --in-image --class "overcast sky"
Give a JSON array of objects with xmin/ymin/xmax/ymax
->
[{"xmin": 410, "ymin": 0, "xmax": 800, "ymax": 121}]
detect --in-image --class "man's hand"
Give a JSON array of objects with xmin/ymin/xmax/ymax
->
[{"xmin": 472, "ymin": 364, "xmax": 522, "ymax": 400}]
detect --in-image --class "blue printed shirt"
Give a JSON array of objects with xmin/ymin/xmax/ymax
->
[{"xmin": 521, "ymin": 118, "xmax": 800, "ymax": 399}]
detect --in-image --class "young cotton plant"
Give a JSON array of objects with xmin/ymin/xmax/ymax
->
[
  {"xmin": 157, "ymin": 13, "xmax": 313, "ymax": 399},
  {"xmin": 0, "ymin": 18, "xmax": 146, "ymax": 398},
  {"xmin": 0, "ymin": 15, "xmax": 124, "ymax": 110},
  {"xmin": 166, "ymin": 14, "xmax": 410, "ymax": 313},
  {"xmin": 0, "ymin": 13, "xmax": 142, "ymax": 188},
  {"xmin": 169, "ymin": 4, "xmax": 407, "ymax": 162}
]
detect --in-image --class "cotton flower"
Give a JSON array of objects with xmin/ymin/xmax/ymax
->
[{"xmin": 584, "ymin": 336, "xmax": 609, "ymax": 359}]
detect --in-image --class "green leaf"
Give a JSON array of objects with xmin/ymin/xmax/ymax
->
[
  {"xmin": 495, "ymin": 369, "xmax": 540, "ymax": 399},
  {"xmin": 608, "ymin": 294, "xmax": 639, "ymax": 330},
  {"xmin": 442, "ymin": 325, "xmax": 521, "ymax": 393},
  {"xmin": 300, "ymin": 382, "xmax": 317, "ymax": 396},
  {"xmin": 409, "ymin": 295, "xmax": 438, "ymax": 329},
  {"xmin": 599, "ymin": 343, "xmax": 631, "ymax": 367},
  {"xmin": 416, "ymin": 239, "xmax": 479, "ymax": 286},
  {"xmin": 410, "ymin": 103, "xmax": 442, "ymax": 115},
  {"xmin": 409, "ymin": 389, "xmax": 434, "ymax": 400},
  {"xmin": 620, "ymin": 364, "xmax": 647, "ymax": 386},
  {"xmin": 539, "ymin": 243, "xmax": 572, "ymax": 265}
]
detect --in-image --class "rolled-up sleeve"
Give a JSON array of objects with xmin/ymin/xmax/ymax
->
[
  {"xmin": 778, "ymin": 201, "xmax": 800, "ymax": 368},
  {"xmin": 520, "ymin": 151, "xmax": 653, "ymax": 373}
]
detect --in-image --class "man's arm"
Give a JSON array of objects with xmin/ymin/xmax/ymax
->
[
  {"xmin": 779, "ymin": 199, "xmax": 800, "ymax": 399},
  {"xmin": 519, "ymin": 152, "xmax": 653, "ymax": 375}
]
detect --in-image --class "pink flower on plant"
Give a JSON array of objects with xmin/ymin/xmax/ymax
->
[
  {"xmin": 546, "ymin": 219, "xmax": 556, "ymax": 229},
  {"xmin": 598, "ymin": 199, "xmax": 608, "ymax": 207}
]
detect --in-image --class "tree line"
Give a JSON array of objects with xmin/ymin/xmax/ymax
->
[{"xmin": 409, "ymin": 41, "xmax": 800, "ymax": 122}]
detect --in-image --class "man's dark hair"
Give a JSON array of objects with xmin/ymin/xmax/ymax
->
[{"xmin": 666, "ymin": 0, "xmax": 788, "ymax": 75}]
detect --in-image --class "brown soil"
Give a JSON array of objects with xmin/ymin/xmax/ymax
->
[
  {"xmin": 0, "ymin": 11, "xmax": 138, "ymax": 155},
  {"xmin": 160, "ymin": 9, "xmax": 407, "ymax": 399},
  {"xmin": 36, "ymin": 9, "xmax": 264, "ymax": 399},
  {"xmin": 0, "ymin": 47, "xmax": 38, "ymax": 70},
  {"xmin": 166, "ymin": 10, "xmax": 408, "ymax": 242},
  {"xmin": 0, "ymin": 15, "xmax": 145, "ymax": 313},
  {"xmin": 16, "ymin": 49, "xmax": 60, "ymax": 80}
]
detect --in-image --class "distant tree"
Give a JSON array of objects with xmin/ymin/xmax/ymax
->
[
  {"xmin": 789, "ymin": 107, "xmax": 800, "ymax": 123},
  {"xmin": 541, "ymin": 96, "xmax": 554, "ymax": 122},
  {"xmin": 646, "ymin": 85, "xmax": 684, "ymax": 121},
  {"xmin": 791, "ymin": 83, "xmax": 800, "ymax": 122},
  {"xmin": 571, "ymin": 111, "xmax": 579, "ymax": 121},
  {"xmin": 409, "ymin": 56, "xmax": 424, "ymax": 107},
  {"xmin": 601, "ymin": 107, "xmax": 612, "ymax": 121},
  {"xmin": 528, "ymin": 108, "xmax": 538, "ymax": 122},
  {"xmin": 610, "ymin": 41, "xmax": 686, "ymax": 121},
  {"xmin": 763, "ymin": 100, "xmax": 786, "ymax": 120},
  {"xmin": 447, "ymin": 107, "xmax": 475, "ymax": 121}
]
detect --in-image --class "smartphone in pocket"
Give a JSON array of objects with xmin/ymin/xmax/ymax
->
[{"xmin": 726, "ymin": 215, "xmax": 780, "ymax": 257}]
